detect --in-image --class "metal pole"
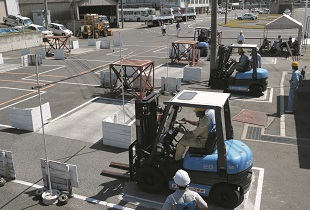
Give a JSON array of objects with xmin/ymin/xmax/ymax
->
[
  {"xmin": 44, "ymin": 0, "xmax": 48, "ymax": 28},
  {"xmin": 121, "ymin": 0, "xmax": 124, "ymax": 29},
  {"xmin": 119, "ymin": 32, "xmax": 125, "ymax": 124},
  {"xmin": 35, "ymin": 54, "xmax": 52, "ymax": 194},
  {"xmin": 303, "ymin": 0, "xmax": 308, "ymax": 47},
  {"xmin": 210, "ymin": 0, "xmax": 218, "ymax": 79},
  {"xmin": 225, "ymin": 0, "xmax": 228, "ymax": 24}
]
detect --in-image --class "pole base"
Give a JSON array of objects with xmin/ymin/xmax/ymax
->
[{"xmin": 42, "ymin": 190, "xmax": 60, "ymax": 205}]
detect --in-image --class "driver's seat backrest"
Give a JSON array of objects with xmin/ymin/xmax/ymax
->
[{"xmin": 188, "ymin": 131, "xmax": 217, "ymax": 155}]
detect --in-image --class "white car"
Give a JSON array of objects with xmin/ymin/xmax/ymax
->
[
  {"xmin": 27, "ymin": 24, "xmax": 53, "ymax": 36},
  {"xmin": 258, "ymin": 9, "xmax": 270, "ymax": 14},
  {"xmin": 237, "ymin": 13, "xmax": 258, "ymax": 20},
  {"xmin": 47, "ymin": 23, "xmax": 73, "ymax": 36},
  {"xmin": 283, "ymin": 9, "xmax": 291, "ymax": 16}
]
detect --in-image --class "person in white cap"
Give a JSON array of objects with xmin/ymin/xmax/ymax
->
[
  {"xmin": 237, "ymin": 31, "xmax": 245, "ymax": 44},
  {"xmin": 162, "ymin": 169, "xmax": 208, "ymax": 210}
]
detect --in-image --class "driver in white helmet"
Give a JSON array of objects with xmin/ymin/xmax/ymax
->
[{"xmin": 161, "ymin": 169, "xmax": 208, "ymax": 210}]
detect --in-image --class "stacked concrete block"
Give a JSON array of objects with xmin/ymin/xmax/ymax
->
[
  {"xmin": 102, "ymin": 112, "xmax": 136, "ymax": 149},
  {"xmin": 0, "ymin": 149, "xmax": 16, "ymax": 180},
  {"xmin": 183, "ymin": 65, "xmax": 202, "ymax": 82},
  {"xmin": 9, "ymin": 102, "xmax": 52, "ymax": 132},
  {"xmin": 100, "ymin": 71, "xmax": 117, "ymax": 87},
  {"xmin": 88, "ymin": 39, "xmax": 97, "ymax": 46},
  {"xmin": 0, "ymin": 53, "xmax": 3, "ymax": 64},
  {"xmin": 100, "ymin": 39, "xmax": 110, "ymax": 49},
  {"xmin": 35, "ymin": 49, "xmax": 46, "ymax": 59},
  {"xmin": 71, "ymin": 40, "xmax": 79, "ymax": 49},
  {"xmin": 20, "ymin": 48, "xmax": 31, "ymax": 56},
  {"xmin": 161, "ymin": 77, "xmax": 182, "ymax": 92},
  {"xmin": 95, "ymin": 41, "xmax": 101, "ymax": 50},
  {"xmin": 54, "ymin": 50, "xmax": 65, "ymax": 60}
]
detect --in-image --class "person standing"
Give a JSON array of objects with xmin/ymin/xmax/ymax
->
[
  {"xmin": 176, "ymin": 22, "xmax": 180, "ymax": 37},
  {"xmin": 285, "ymin": 61, "xmax": 302, "ymax": 114},
  {"xmin": 237, "ymin": 31, "xmax": 245, "ymax": 44},
  {"xmin": 161, "ymin": 169, "xmax": 208, "ymax": 210},
  {"xmin": 161, "ymin": 23, "xmax": 167, "ymax": 36}
]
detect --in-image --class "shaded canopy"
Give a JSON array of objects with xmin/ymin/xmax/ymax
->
[{"xmin": 264, "ymin": 15, "xmax": 303, "ymax": 53}]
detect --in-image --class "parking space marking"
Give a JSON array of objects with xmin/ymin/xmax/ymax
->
[
  {"xmin": 0, "ymin": 86, "xmax": 51, "ymax": 111},
  {"xmin": 11, "ymin": 180, "xmax": 134, "ymax": 210},
  {"xmin": 230, "ymin": 87, "xmax": 273, "ymax": 103},
  {"xmin": 253, "ymin": 167, "xmax": 264, "ymax": 210},
  {"xmin": 280, "ymin": 71, "xmax": 286, "ymax": 136}
]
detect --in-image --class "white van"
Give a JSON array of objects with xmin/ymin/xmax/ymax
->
[{"xmin": 3, "ymin": 15, "xmax": 33, "ymax": 27}]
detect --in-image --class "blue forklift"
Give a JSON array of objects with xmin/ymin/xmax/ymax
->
[
  {"xmin": 101, "ymin": 90, "xmax": 253, "ymax": 209},
  {"xmin": 209, "ymin": 44, "xmax": 268, "ymax": 97}
]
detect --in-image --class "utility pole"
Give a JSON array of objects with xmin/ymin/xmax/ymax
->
[
  {"xmin": 44, "ymin": 0, "xmax": 48, "ymax": 28},
  {"xmin": 210, "ymin": 0, "xmax": 218, "ymax": 79}
]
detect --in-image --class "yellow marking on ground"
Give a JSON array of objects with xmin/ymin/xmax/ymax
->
[
  {"xmin": 0, "ymin": 84, "xmax": 54, "ymax": 106},
  {"xmin": 0, "ymin": 72, "xmax": 67, "ymax": 78}
]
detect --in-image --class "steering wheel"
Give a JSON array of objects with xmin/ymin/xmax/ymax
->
[{"xmin": 174, "ymin": 120, "xmax": 188, "ymax": 132}]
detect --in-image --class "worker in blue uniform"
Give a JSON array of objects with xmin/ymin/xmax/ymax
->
[{"xmin": 285, "ymin": 61, "xmax": 302, "ymax": 114}]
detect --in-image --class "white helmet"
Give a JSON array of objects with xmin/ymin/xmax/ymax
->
[{"xmin": 173, "ymin": 169, "xmax": 191, "ymax": 187}]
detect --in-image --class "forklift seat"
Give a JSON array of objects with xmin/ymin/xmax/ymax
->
[
  {"xmin": 236, "ymin": 59, "xmax": 250, "ymax": 73},
  {"xmin": 188, "ymin": 132, "xmax": 217, "ymax": 155}
]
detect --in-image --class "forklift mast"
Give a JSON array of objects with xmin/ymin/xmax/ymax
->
[{"xmin": 135, "ymin": 93, "xmax": 158, "ymax": 150}]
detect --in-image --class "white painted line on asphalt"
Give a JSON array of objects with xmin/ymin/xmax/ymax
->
[
  {"xmin": 106, "ymin": 48, "xmax": 129, "ymax": 55},
  {"xmin": 49, "ymin": 97, "xmax": 99, "ymax": 123},
  {"xmin": 22, "ymin": 78, "xmax": 99, "ymax": 87},
  {"xmin": 65, "ymin": 59, "xmax": 113, "ymax": 62},
  {"xmin": 280, "ymin": 71, "xmax": 286, "ymax": 136},
  {"xmin": 11, "ymin": 180, "xmax": 134, "ymax": 210},
  {"xmin": 22, "ymin": 65, "xmax": 66, "ymax": 80},
  {"xmin": 0, "ymin": 89, "xmax": 45, "ymax": 111},
  {"xmin": 230, "ymin": 88, "xmax": 273, "ymax": 103},
  {"xmin": 253, "ymin": 167, "xmax": 265, "ymax": 210},
  {"xmin": 0, "ymin": 124, "xmax": 13, "ymax": 128}
]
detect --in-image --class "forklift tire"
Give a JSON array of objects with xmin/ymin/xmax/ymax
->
[
  {"xmin": 0, "ymin": 177, "xmax": 6, "ymax": 187},
  {"xmin": 249, "ymin": 84, "xmax": 263, "ymax": 97},
  {"xmin": 210, "ymin": 183, "xmax": 241, "ymax": 209},
  {"xmin": 58, "ymin": 194, "xmax": 69, "ymax": 205},
  {"xmin": 136, "ymin": 164, "xmax": 167, "ymax": 194},
  {"xmin": 94, "ymin": 30, "xmax": 99, "ymax": 39},
  {"xmin": 102, "ymin": 30, "xmax": 108, "ymax": 37}
]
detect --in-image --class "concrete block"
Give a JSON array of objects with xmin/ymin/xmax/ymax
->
[
  {"xmin": 71, "ymin": 40, "xmax": 79, "ymax": 49},
  {"xmin": 132, "ymin": 75, "xmax": 153, "ymax": 89},
  {"xmin": 95, "ymin": 41, "xmax": 101, "ymax": 50},
  {"xmin": 0, "ymin": 53, "xmax": 3, "ymax": 64},
  {"xmin": 102, "ymin": 112, "xmax": 135, "ymax": 149},
  {"xmin": 100, "ymin": 39, "xmax": 110, "ymax": 49},
  {"xmin": 100, "ymin": 71, "xmax": 118, "ymax": 87},
  {"xmin": 9, "ymin": 102, "xmax": 52, "ymax": 132},
  {"xmin": 21, "ymin": 55, "xmax": 28, "ymax": 67},
  {"xmin": 35, "ymin": 49, "xmax": 46, "ymax": 59},
  {"xmin": 161, "ymin": 77, "xmax": 181, "ymax": 92},
  {"xmin": 113, "ymin": 38, "xmax": 122, "ymax": 47},
  {"xmin": 88, "ymin": 39, "xmax": 97, "ymax": 46},
  {"xmin": 54, "ymin": 50, "xmax": 65, "ymax": 60},
  {"xmin": 20, "ymin": 48, "xmax": 30, "ymax": 56},
  {"xmin": 28, "ymin": 54, "xmax": 42, "ymax": 65},
  {"xmin": 183, "ymin": 65, "xmax": 202, "ymax": 82}
]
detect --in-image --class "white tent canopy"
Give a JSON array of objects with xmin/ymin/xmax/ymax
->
[{"xmin": 264, "ymin": 14, "xmax": 303, "ymax": 53}]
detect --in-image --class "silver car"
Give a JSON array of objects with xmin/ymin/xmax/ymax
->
[{"xmin": 237, "ymin": 13, "xmax": 258, "ymax": 20}]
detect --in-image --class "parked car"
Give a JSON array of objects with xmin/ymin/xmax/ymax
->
[
  {"xmin": 27, "ymin": 24, "xmax": 53, "ymax": 36},
  {"xmin": 259, "ymin": 9, "xmax": 270, "ymax": 14},
  {"xmin": 237, "ymin": 13, "xmax": 258, "ymax": 20},
  {"xmin": 251, "ymin": 8, "xmax": 259, "ymax": 13},
  {"xmin": 3, "ymin": 14, "xmax": 33, "ymax": 27},
  {"xmin": 47, "ymin": 23, "xmax": 73, "ymax": 36},
  {"xmin": 218, "ymin": 8, "xmax": 227, "ymax": 14},
  {"xmin": 283, "ymin": 9, "xmax": 292, "ymax": 16}
]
